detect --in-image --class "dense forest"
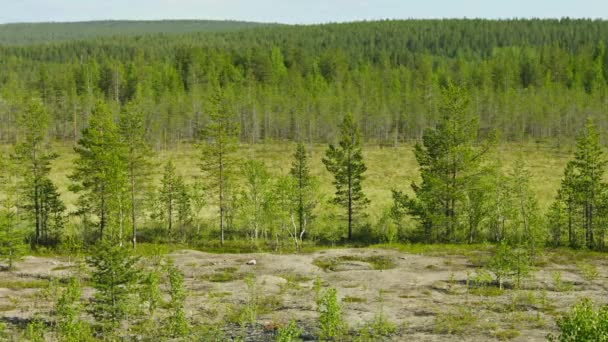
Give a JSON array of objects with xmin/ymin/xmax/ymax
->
[{"xmin": 1, "ymin": 19, "xmax": 608, "ymax": 147}]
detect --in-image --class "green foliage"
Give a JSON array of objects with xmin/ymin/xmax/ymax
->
[
  {"xmin": 157, "ymin": 161, "xmax": 191, "ymax": 240},
  {"xmin": 25, "ymin": 317, "xmax": 46, "ymax": 342},
  {"xmin": 317, "ymin": 287, "xmax": 347, "ymax": 340},
  {"xmin": 13, "ymin": 99, "xmax": 65, "ymax": 247},
  {"xmin": 165, "ymin": 264, "xmax": 189, "ymax": 337},
  {"xmin": 487, "ymin": 242, "xmax": 532, "ymax": 289},
  {"xmin": 69, "ymin": 101, "xmax": 127, "ymax": 242},
  {"xmin": 323, "ymin": 112, "xmax": 369, "ymax": 240},
  {"xmin": 548, "ymin": 298, "xmax": 608, "ymax": 342},
  {"xmin": 86, "ymin": 240, "xmax": 141, "ymax": 332},
  {"xmin": 118, "ymin": 102, "xmax": 154, "ymax": 249},
  {"xmin": 290, "ymin": 142, "xmax": 317, "ymax": 244},
  {"xmin": 199, "ymin": 86, "xmax": 240, "ymax": 245},
  {"xmin": 434, "ymin": 306, "xmax": 477, "ymax": 335},
  {"xmin": 55, "ymin": 277, "xmax": 93, "ymax": 342},
  {"xmin": 577, "ymin": 262, "xmax": 599, "ymax": 282},
  {"xmin": 393, "ymin": 83, "xmax": 494, "ymax": 243},
  {"xmin": 236, "ymin": 160, "xmax": 274, "ymax": 241},
  {"xmin": 140, "ymin": 270, "xmax": 162, "ymax": 315},
  {"xmin": 276, "ymin": 319, "xmax": 303, "ymax": 342},
  {"xmin": 0, "ymin": 210, "xmax": 27, "ymax": 270},
  {"xmin": 550, "ymin": 119, "xmax": 608, "ymax": 251}
]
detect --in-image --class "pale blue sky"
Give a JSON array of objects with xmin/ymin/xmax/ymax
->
[{"xmin": 1, "ymin": 0, "xmax": 606, "ymax": 24}]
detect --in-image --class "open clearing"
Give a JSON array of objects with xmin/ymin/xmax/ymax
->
[{"xmin": 1, "ymin": 247, "xmax": 606, "ymax": 341}]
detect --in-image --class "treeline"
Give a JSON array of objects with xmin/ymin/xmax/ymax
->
[
  {"xmin": 1, "ymin": 83, "xmax": 607, "ymax": 270},
  {"xmin": 1, "ymin": 19, "xmax": 608, "ymax": 146}
]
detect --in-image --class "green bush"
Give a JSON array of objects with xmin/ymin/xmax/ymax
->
[
  {"xmin": 317, "ymin": 287, "xmax": 347, "ymax": 340},
  {"xmin": 276, "ymin": 319, "xmax": 303, "ymax": 342},
  {"xmin": 548, "ymin": 298, "xmax": 608, "ymax": 342}
]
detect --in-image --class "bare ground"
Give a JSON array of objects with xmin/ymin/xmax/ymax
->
[{"xmin": 1, "ymin": 247, "xmax": 607, "ymax": 341}]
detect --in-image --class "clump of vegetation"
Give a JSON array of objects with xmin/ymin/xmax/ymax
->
[
  {"xmin": 487, "ymin": 242, "xmax": 532, "ymax": 290},
  {"xmin": 434, "ymin": 306, "xmax": 477, "ymax": 335},
  {"xmin": 342, "ymin": 296, "xmax": 367, "ymax": 303},
  {"xmin": 551, "ymin": 271, "xmax": 574, "ymax": 292},
  {"xmin": 86, "ymin": 241, "xmax": 141, "ymax": 334},
  {"xmin": 317, "ymin": 287, "xmax": 347, "ymax": 340},
  {"xmin": 276, "ymin": 319, "xmax": 303, "ymax": 342},
  {"xmin": 357, "ymin": 291, "xmax": 396, "ymax": 339},
  {"xmin": 576, "ymin": 262, "xmax": 599, "ymax": 282},
  {"xmin": 548, "ymin": 298, "xmax": 608, "ymax": 341},
  {"xmin": 55, "ymin": 277, "xmax": 93, "ymax": 341},
  {"xmin": 165, "ymin": 265, "xmax": 189, "ymax": 337},
  {"xmin": 313, "ymin": 254, "xmax": 395, "ymax": 271}
]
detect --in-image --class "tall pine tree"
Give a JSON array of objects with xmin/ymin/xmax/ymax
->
[
  {"xmin": 13, "ymin": 100, "xmax": 64, "ymax": 246},
  {"xmin": 289, "ymin": 142, "xmax": 316, "ymax": 241},
  {"xmin": 199, "ymin": 87, "xmax": 239, "ymax": 245},
  {"xmin": 393, "ymin": 83, "xmax": 492, "ymax": 242},
  {"xmin": 118, "ymin": 103, "xmax": 153, "ymax": 249},
  {"xmin": 322, "ymin": 112, "xmax": 369, "ymax": 240},
  {"xmin": 70, "ymin": 101, "xmax": 127, "ymax": 242}
]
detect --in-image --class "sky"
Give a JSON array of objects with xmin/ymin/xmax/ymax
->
[{"xmin": 0, "ymin": 0, "xmax": 607, "ymax": 24}]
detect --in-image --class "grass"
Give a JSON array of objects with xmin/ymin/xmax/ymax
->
[
  {"xmin": 202, "ymin": 268, "xmax": 243, "ymax": 283},
  {"xmin": 0, "ymin": 279, "xmax": 51, "ymax": 290},
  {"xmin": 342, "ymin": 296, "xmax": 367, "ymax": 303},
  {"xmin": 313, "ymin": 254, "xmax": 396, "ymax": 271},
  {"xmin": 42, "ymin": 142, "xmax": 570, "ymax": 222},
  {"xmin": 434, "ymin": 306, "xmax": 478, "ymax": 335}
]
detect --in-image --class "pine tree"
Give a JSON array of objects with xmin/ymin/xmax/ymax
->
[
  {"xmin": 87, "ymin": 240, "xmax": 140, "ymax": 332},
  {"xmin": 551, "ymin": 119, "xmax": 608, "ymax": 250},
  {"xmin": 509, "ymin": 157, "xmax": 544, "ymax": 254},
  {"xmin": 165, "ymin": 265, "xmax": 189, "ymax": 337},
  {"xmin": 12, "ymin": 99, "xmax": 64, "ymax": 246},
  {"xmin": 70, "ymin": 101, "xmax": 127, "ymax": 242},
  {"xmin": 118, "ymin": 102, "xmax": 154, "ymax": 249},
  {"xmin": 322, "ymin": 112, "xmax": 369, "ymax": 240},
  {"xmin": 571, "ymin": 119, "xmax": 607, "ymax": 250},
  {"xmin": 199, "ymin": 87, "xmax": 239, "ymax": 245},
  {"xmin": 0, "ymin": 157, "xmax": 26, "ymax": 270},
  {"xmin": 393, "ymin": 83, "xmax": 492, "ymax": 243},
  {"xmin": 159, "ymin": 161, "xmax": 189, "ymax": 240},
  {"xmin": 290, "ymin": 142, "xmax": 316, "ymax": 241},
  {"xmin": 55, "ymin": 277, "xmax": 93, "ymax": 341}
]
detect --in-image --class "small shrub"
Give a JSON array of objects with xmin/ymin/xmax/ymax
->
[
  {"xmin": 276, "ymin": 319, "xmax": 303, "ymax": 342},
  {"xmin": 317, "ymin": 287, "xmax": 347, "ymax": 340},
  {"xmin": 25, "ymin": 318, "xmax": 46, "ymax": 342},
  {"xmin": 548, "ymin": 298, "xmax": 608, "ymax": 341},
  {"xmin": 577, "ymin": 262, "xmax": 599, "ymax": 282},
  {"xmin": 552, "ymin": 271, "xmax": 573, "ymax": 292},
  {"xmin": 434, "ymin": 307, "xmax": 477, "ymax": 335}
]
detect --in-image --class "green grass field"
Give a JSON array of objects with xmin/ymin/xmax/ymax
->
[{"xmin": 46, "ymin": 141, "xmax": 572, "ymax": 219}]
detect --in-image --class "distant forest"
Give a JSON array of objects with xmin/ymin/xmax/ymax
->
[{"xmin": 1, "ymin": 19, "xmax": 608, "ymax": 147}]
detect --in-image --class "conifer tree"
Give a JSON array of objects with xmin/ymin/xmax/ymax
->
[
  {"xmin": 290, "ymin": 142, "xmax": 316, "ymax": 241},
  {"xmin": 322, "ymin": 113, "xmax": 369, "ymax": 240},
  {"xmin": 165, "ymin": 265, "xmax": 189, "ymax": 337},
  {"xmin": 199, "ymin": 87, "xmax": 239, "ymax": 245},
  {"xmin": 393, "ymin": 83, "xmax": 492, "ymax": 242},
  {"xmin": 159, "ymin": 161, "xmax": 189, "ymax": 240},
  {"xmin": 87, "ymin": 240, "xmax": 140, "ymax": 332},
  {"xmin": 55, "ymin": 277, "xmax": 93, "ymax": 341},
  {"xmin": 70, "ymin": 102, "xmax": 127, "ymax": 241},
  {"xmin": 13, "ymin": 100, "xmax": 64, "ymax": 246},
  {"xmin": 0, "ymin": 157, "xmax": 26, "ymax": 270},
  {"xmin": 118, "ymin": 103, "xmax": 154, "ymax": 249},
  {"xmin": 551, "ymin": 119, "xmax": 608, "ymax": 250}
]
